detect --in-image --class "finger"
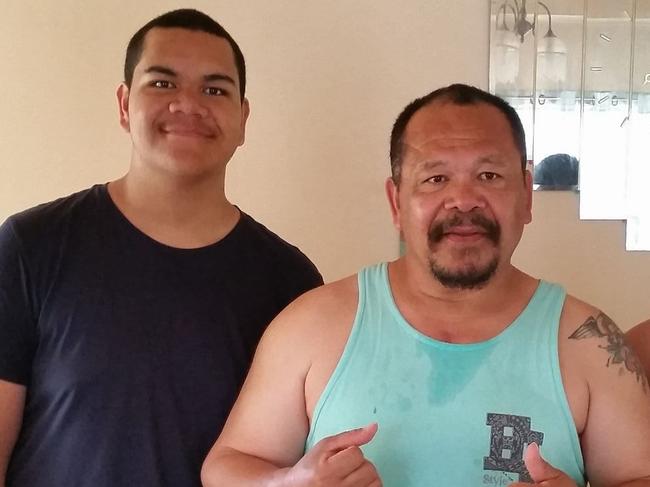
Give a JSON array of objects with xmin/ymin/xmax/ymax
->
[
  {"xmin": 319, "ymin": 423, "xmax": 378, "ymax": 454},
  {"xmin": 341, "ymin": 461, "xmax": 381, "ymax": 486},
  {"xmin": 524, "ymin": 443, "xmax": 564, "ymax": 483},
  {"xmin": 328, "ymin": 445, "xmax": 366, "ymax": 474}
]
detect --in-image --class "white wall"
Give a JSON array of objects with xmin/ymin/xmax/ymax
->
[{"xmin": 1, "ymin": 1, "xmax": 648, "ymax": 328}]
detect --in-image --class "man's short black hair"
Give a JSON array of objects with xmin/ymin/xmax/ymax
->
[
  {"xmin": 124, "ymin": 9, "xmax": 246, "ymax": 100},
  {"xmin": 389, "ymin": 84, "xmax": 527, "ymax": 184},
  {"xmin": 534, "ymin": 153, "xmax": 579, "ymax": 188}
]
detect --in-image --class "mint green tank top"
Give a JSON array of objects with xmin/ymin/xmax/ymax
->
[{"xmin": 305, "ymin": 263, "xmax": 585, "ymax": 486}]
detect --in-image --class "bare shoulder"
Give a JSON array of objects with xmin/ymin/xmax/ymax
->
[
  {"xmin": 210, "ymin": 274, "xmax": 360, "ymax": 468},
  {"xmin": 557, "ymin": 293, "xmax": 601, "ymax": 340},
  {"xmin": 559, "ymin": 298, "xmax": 650, "ymax": 483},
  {"xmin": 261, "ymin": 274, "xmax": 359, "ymax": 357},
  {"xmin": 281, "ymin": 273, "xmax": 359, "ymax": 318},
  {"xmin": 559, "ymin": 294, "xmax": 648, "ymax": 393},
  {"xmin": 250, "ymin": 273, "xmax": 361, "ymax": 421}
]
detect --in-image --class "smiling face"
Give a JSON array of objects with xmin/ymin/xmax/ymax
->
[
  {"xmin": 117, "ymin": 27, "xmax": 249, "ymax": 180},
  {"xmin": 387, "ymin": 100, "xmax": 532, "ymax": 289}
]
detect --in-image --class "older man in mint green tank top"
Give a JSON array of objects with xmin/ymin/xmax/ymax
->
[{"xmin": 201, "ymin": 84, "xmax": 650, "ymax": 487}]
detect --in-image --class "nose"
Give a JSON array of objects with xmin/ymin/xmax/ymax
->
[
  {"xmin": 443, "ymin": 179, "xmax": 486, "ymax": 213},
  {"xmin": 168, "ymin": 89, "xmax": 209, "ymax": 118}
]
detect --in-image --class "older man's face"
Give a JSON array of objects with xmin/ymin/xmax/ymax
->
[{"xmin": 387, "ymin": 101, "xmax": 532, "ymax": 289}]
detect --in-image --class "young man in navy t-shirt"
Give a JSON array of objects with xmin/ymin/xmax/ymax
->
[{"xmin": 0, "ymin": 9, "xmax": 322, "ymax": 487}]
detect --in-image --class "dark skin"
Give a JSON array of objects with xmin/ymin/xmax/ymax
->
[{"xmin": 570, "ymin": 313, "xmax": 648, "ymax": 394}]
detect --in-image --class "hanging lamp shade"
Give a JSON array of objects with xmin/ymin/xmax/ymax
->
[{"xmin": 536, "ymin": 2, "xmax": 568, "ymax": 91}]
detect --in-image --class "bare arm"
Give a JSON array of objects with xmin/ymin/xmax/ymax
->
[
  {"xmin": 201, "ymin": 294, "xmax": 313, "ymax": 486},
  {"xmin": 0, "ymin": 380, "xmax": 26, "ymax": 486},
  {"xmin": 203, "ymin": 425, "xmax": 379, "ymax": 487},
  {"xmin": 566, "ymin": 309, "xmax": 650, "ymax": 486},
  {"xmin": 201, "ymin": 279, "xmax": 380, "ymax": 487},
  {"xmin": 508, "ymin": 308, "xmax": 650, "ymax": 487}
]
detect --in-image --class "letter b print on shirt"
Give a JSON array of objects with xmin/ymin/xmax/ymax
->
[{"xmin": 484, "ymin": 413, "xmax": 544, "ymax": 482}]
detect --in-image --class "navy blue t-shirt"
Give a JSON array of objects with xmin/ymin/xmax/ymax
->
[{"xmin": 0, "ymin": 184, "xmax": 322, "ymax": 486}]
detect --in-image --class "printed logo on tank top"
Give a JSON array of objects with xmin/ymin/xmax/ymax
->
[{"xmin": 482, "ymin": 413, "xmax": 545, "ymax": 484}]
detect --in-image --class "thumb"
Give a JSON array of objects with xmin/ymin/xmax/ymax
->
[
  {"xmin": 524, "ymin": 443, "xmax": 562, "ymax": 483},
  {"xmin": 320, "ymin": 423, "xmax": 378, "ymax": 453}
]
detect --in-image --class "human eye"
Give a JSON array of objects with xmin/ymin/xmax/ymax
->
[
  {"xmin": 203, "ymin": 86, "xmax": 227, "ymax": 96},
  {"xmin": 150, "ymin": 80, "xmax": 175, "ymax": 89},
  {"xmin": 425, "ymin": 175, "xmax": 447, "ymax": 184},
  {"xmin": 479, "ymin": 171, "xmax": 501, "ymax": 181}
]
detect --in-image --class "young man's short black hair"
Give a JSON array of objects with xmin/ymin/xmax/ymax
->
[
  {"xmin": 389, "ymin": 84, "xmax": 527, "ymax": 184},
  {"xmin": 124, "ymin": 9, "xmax": 246, "ymax": 100}
]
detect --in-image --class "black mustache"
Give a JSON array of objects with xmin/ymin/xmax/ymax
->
[{"xmin": 428, "ymin": 213, "xmax": 500, "ymax": 244}]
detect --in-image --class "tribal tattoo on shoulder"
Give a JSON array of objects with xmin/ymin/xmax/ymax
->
[{"xmin": 569, "ymin": 312, "xmax": 648, "ymax": 394}]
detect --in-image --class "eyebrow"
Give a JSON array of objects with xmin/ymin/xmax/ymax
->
[
  {"xmin": 417, "ymin": 160, "xmax": 446, "ymax": 171},
  {"xmin": 476, "ymin": 155, "xmax": 508, "ymax": 166},
  {"xmin": 415, "ymin": 156, "xmax": 508, "ymax": 171},
  {"xmin": 204, "ymin": 73, "xmax": 236, "ymax": 85},
  {"xmin": 143, "ymin": 65, "xmax": 236, "ymax": 85},
  {"xmin": 144, "ymin": 66, "xmax": 177, "ymax": 77}
]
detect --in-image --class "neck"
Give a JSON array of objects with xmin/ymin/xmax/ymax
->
[
  {"xmin": 108, "ymin": 164, "xmax": 239, "ymax": 249},
  {"xmin": 388, "ymin": 257, "xmax": 538, "ymax": 343}
]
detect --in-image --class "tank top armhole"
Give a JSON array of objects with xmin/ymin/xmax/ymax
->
[
  {"xmin": 547, "ymin": 283, "xmax": 586, "ymax": 481},
  {"xmin": 305, "ymin": 268, "xmax": 369, "ymax": 449}
]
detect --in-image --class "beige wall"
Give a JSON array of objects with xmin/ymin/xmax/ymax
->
[{"xmin": 1, "ymin": 1, "xmax": 648, "ymax": 329}]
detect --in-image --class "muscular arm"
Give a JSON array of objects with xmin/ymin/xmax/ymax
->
[
  {"xmin": 0, "ymin": 380, "xmax": 26, "ymax": 486},
  {"xmin": 201, "ymin": 278, "xmax": 372, "ymax": 487},
  {"xmin": 202, "ymin": 286, "xmax": 330, "ymax": 486},
  {"xmin": 563, "ymin": 306, "xmax": 650, "ymax": 486}
]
